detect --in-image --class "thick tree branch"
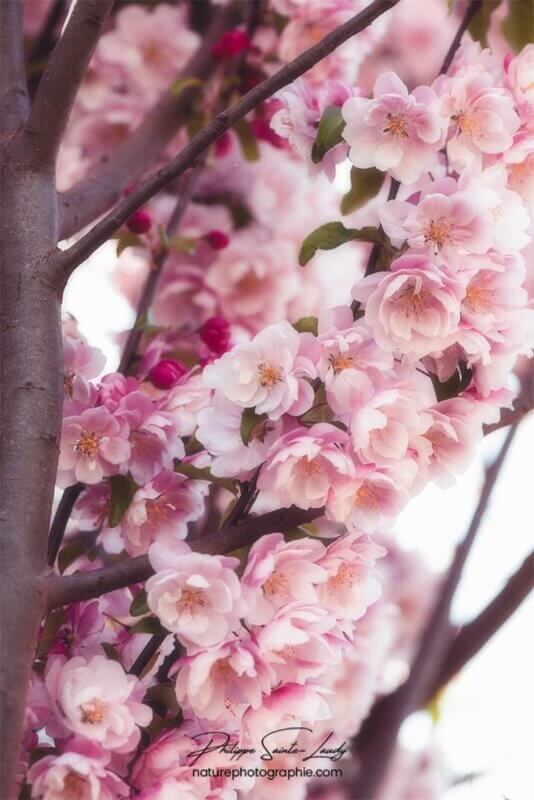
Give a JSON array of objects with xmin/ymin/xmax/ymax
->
[
  {"xmin": 46, "ymin": 505, "xmax": 323, "ymax": 609},
  {"xmin": 0, "ymin": 0, "xmax": 30, "ymax": 137},
  {"xmin": 25, "ymin": 0, "xmax": 114, "ymax": 168},
  {"xmin": 350, "ymin": 424, "xmax": 518, "ymax": 799},
  {"xmin": 428, "ymin": 550, "xmax": 534, "ymax": 699},
  {"xmin": 51, "ymin": 0, "xmax": 400, "ymax": 282},
  {"xmin": 58, "ymin": 7, "xmax": 233, "ymax": 240}
]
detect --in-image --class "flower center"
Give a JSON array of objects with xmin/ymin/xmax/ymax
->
[
  {"xmin": 178, "ymin": 586, "xmax": 205, "ymax": 613},
  {"xmin": 327, "ymin": 563, "xmax": 358, "ymax": 594},
  {"xmin": 423, "ymin": 218, "xmax": 455, "ymax": 250},
  {"xmin": 463, "ymin": 278, "xmax": 492, "ymax": 313},
  {"xmin": 296, "ymin": 457, "xmax": 321, "ymax": 477},
  {"xmin": 63, "ymin": 772, "xmax": 87, "ymax": 800},
  {"xmin": 80, "ymin": 697, "xmax": 107, "ymax": 724},
  {"xmin": 508, "ymin": 155, "xmax": 534, "ymax": 190},
  {"xmin": 398, "ymin": 283, "xmax": 426, "ymax": 317},
  {"xmin": 258, "ymin": 361, "xmax": 283, "ymax": 388},
  {"xmin": 74, "ymin": 430, "xmax": 101, "ymax": 457},
  {"xmin": 354, "ymin": 483, "xmax": 378, "ymax": 510},
  {"xmin": 383, "ymin": 113, "xmax": 409, "ymax": 139},
  {"xmin": 329, "ymin": 352, "xmax": 356, "ymax": 374},
  {"xmin": 145, "ymin": 497, "xmax": 169, "ymax": 527},
  {"xmin": 452, "ymin": 111, "xmax": 480, "ymax": 136},
  {"xmin": 263, "ymin": 571, "xmax": 289, "ymax": 598}
]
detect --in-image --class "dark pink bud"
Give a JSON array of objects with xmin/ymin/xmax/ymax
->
[
  {"xmin": 214, "ymin": 131, "xmax": 233, "ymax": 158},
  {"xmin": 148, "ymin": 359, "xmax": 187, "ymax": 389},
  {"xmin": 204, "ymin": 230, "xmax": 229, "ymax": 250},
  {"xmin": 199, "ymin": 316, "xmax": 231, "ymax": 356},
  {"xmin": 212, "ymin": 29, "xmax": 250, "ymax": 60},
  {"xmin": 126, "ymin": 209, "xmax": 152, "ymax": 234}
]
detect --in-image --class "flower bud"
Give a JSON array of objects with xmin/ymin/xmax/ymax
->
[
  {"xmin": 126, "ymin": 209, "xmax": 152, "ymax": 234},
  {"xmin": 199, "ymin": 317, "xmax": 231, "ymax": 356},
  {"xmin": 204, "ymin": 230, "xmax": 229, "ymax": 250},
  {"xmin": 148, "ymin": 359, "xmax": 187, "ymax": 389},
  {"xmin": 212, "ymin": 29, "xmax": 250, "ymax": 60}
]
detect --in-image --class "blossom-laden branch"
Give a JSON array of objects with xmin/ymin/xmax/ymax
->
[
  {"xmin": 51, "ymin": 0, "xmax": 401, "ymax": 282},
  {"xmin": 46, "ymin": 506, "xmax": 322, "ymax": 610},
  {"xmin": 351, "ymin": 424, "xmax": 518, "ymax": 799},
  {"xmin": 57, "ymin": 6, "xmax": 235, "ymax": 240},
  {"xmin": 25, "ymin": 0, "xmax": 115, "ymax": 168}
]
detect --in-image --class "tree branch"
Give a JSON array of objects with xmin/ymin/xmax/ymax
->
[
  {"xmin": 0, "ymin": 0, "xmax": 30, "ymax": 137},
  {"xmin": 440, "ymin": 0, "xmax": 482, "ymax": 74},
  {"xmin": 51, "ymin": 0, "xmax": 401, "ymax": 282},
  {"xmin": 350, "ymin": 424, "xmax": 518, "ymax": 799},
  {"xmin": 428, "ymin": 550, "xmax": 534, "ymax": 699},
  {"xmin": 26, "ymin": 0, "xmax": 114, "ymax": 168},
  {"xmin": 58, "ymin": 7, "xmax": 233, "ymax": 240},
  {"xmin": 27, "ymin": 0, "xmax": 68, "ymax": 99},
  {"xmin": 46, "ymin": 505, "xmax": 323, "ymax": 610}
]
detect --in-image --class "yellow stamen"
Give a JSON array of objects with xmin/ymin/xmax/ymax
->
[
  {"xmin": 80, "ymin": 698, "xmax": 107, "ymax": 724},
  {"xmin": 74, "ymin": 430, "xmax": 101, "ymax": 457},
  {"xmin": 383, "ymin": 113, "xmax": 409, "ymax": 139},
  {"xmin": 258, "ymin": 361, "xmax": 283, "ymax": 388}
]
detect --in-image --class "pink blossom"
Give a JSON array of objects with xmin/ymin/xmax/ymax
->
[
  {"xmin": 44, "ymin": 655, "xmax": 152, "ymax": 752},
  {"xmin": 257, "ymin": 423, "xmax": 356, "ymax": 516},
  {"xmin": 352, "ymin": 254, "xmax": 464, "ymax": 357},
  {"xmin": 205, "ymin": 228, "xmax": 299, "ymax": 332},
  {"xmin": 174, "ymin": 637, "xmax": 273, "ymax": 726},
  {"xmin": 241, "ymin": 533, "xmax": 328, "ymax": 625},
  {"xmin": 116, "ymin": 391, "xmax": 184, "ymax": 484},
  {"xmin": 504, "ymin": 44, "xmax": 534, "ymax": 111},
  {"xmin": 58, "ymin": 407, "xmax": 131, "ymax": 487},
  {"xmin": 328, "ymin": 463, "xmax": 409, "ymax": 532},
  {"xmin": 196, "ymin": 393, "xmax": 282, "ymax": 479},
  {"xmin": 242, "ymin": 683, "xmax": 331, "ymax": 748},
  {"xmin": 28, "ymin": 738, "xmax": 128, "ymax": 800},
  {"xmin": 131, "ymin": 728, "xmax": 201, "ymax": 792},
  {"xmin": 423, "ymin": 397, "xmax": 485, "ymax": 486},
  {"xmin": 160, "ymin": 375, "xmax": 212, "ymax": 437},
  {"xmin": 96, "ymin": 5, "xmax": 200, "ymax": 97},
  {"xmin": 48, "ymin": 602, "xmax": 105, "ymax": 658},
  {"xmin": 380, "ymin": 181, "xmax": 494, "ymax": 262},
  {"xmin": 316, "ymin": 532, "xmax": 386, "ymax": 620},
  {"xmin": 255, "ymin": 603, "xmax": 349, "ymax": 684},
  {"xmin": 203, "ymin": 321, "xmax": 316, "ymax": 420},
  {"xmin": 63, "ymin": 334, "xmax": 105, "ymax": 406},
  {"xmin": 460, "ymin": 254, "xmax": 527, "ymax": 334},
  {"xmin": 436, "ymin": 68, "xmax": 519, "ymax": 168},
  {"xmin": 342, "ymin": 72, "xmax": 445, "ymax": 184},
  {"xmin": 101, "ymin": 470, "xmax": 207, "ymax": 556},
  {"xmin": 316, "ymin": 306, "xmax": 393, "ymax": 410},
  {"xmin": 72, "ymin": 483, "xmax": 110, "ymax": 531},
  {"xmin": 98, "ymin": 373, "xmax": 139, "ymax": 412},
  {"xmin": 146, "ymin": 546, "xmax": 246, "ymax": 648}
]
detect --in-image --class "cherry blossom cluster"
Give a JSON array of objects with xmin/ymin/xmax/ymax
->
[{"xmin": 20, "ymin": 1, "xmax": 533, "ymax": 798}]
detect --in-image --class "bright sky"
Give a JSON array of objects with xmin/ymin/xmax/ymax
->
[{"xmin": 64, "ymin": 240, "xmax": 533, "ymax": 800}]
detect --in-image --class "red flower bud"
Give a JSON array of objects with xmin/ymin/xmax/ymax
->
[
  {"xmin": 212, "ymin": 29, "xmax": 250, "ymax": 60},
  {"xmin": 126, "ymin": 209, "xmax": 152, "ymax": 234},
  {"xmin": 148, "ymin": 359, "xmax": 187, "ymax": 389},
  {"xmin": 199, "ymin": 317, "xmax": 231, "ymax": 356},
  {"xmin": 204, "ymin": 230, "xmax": 229, "ymax": 250}
]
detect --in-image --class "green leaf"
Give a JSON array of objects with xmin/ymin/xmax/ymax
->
[
  {"xmin": 234, "ymin": 118, "xmax": 260, "ymax": 161},
  {"xmin": 170, "ymin": 76, "xmax": 204, "ymax": 97},
  {"xmin": 145, "ymin": 684, "xmax": 181, "ymax": 717},
  {"xmin": 131, "ymin": 617, "xmax": 169, "ymax": 636},
  {"xmin": 174, "ymin": 462, "xmax": 238, "ymax": 495},
  {"xmin": 166, "ymin": 235, "xmax": 197, "ymax": 254},
  {"xmin": 501, "ymin": 0, "xmax": 533, "ymax": 51},
  {"xmin": 115, "ymin": 232, "xmax": 143, "ymax": 257},
  {"xmin": 299, "ymin": 222, "xmax": 383, "ymax": 266},
  {"xmin": 240, "ymin": 407, "xmax": 269, "ymax": 446},
  {"xmin": 299, "ymin": 383, "xmax": 335, "ymax": 425},
  {"xmin": 58, "ymin": 537, "xmax": 94, "ymax": 574},
  {"xmin": 35, "ymin": 609, "xmax": 65, "ymax": 658},
  {"xmin": 341, "ymin": 167, "xmax": 385, "ymax": 215},
  {"xmin": 468, "ymin": 0, "xmax": 502, "ymax": 47},
  {"xmin": 108, "ymin": 474, "xmax": 137, "ymax": 527},
  {"xmin": 311, "ymin": 106, "xmax": 345, "ymax": 164},
  {"xmin": 293, "ymin": 316, "xmax": 318, "ymax": 336},
  {"xmin": 130, "ymin": 589, "xmax": 149, "ymax": 617},
  {"xmin": 187, "ymin": 108, "xmax": 206, "ymax": 139},
  {"xmin": 102, "ymin": 642, "xmax": 122, "ymax": 662}
]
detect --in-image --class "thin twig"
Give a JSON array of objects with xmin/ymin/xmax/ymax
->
[
  {"xmin": 440, "ymin": 0, "xmax": 482, "ymax": 74},
  {"xmin": 46, "ymin": 505, "xmax": 323, "ymax": 609},
  {"xmin": 51, "ymin": 0, "xmax": 401, "ymax": 282},
  {"xmin": 26, "ymin": 0, "xmax": 114, "ymax": 167},
  {"xmin": 129, "ymin": 633, "xmax": 168, "ymax": 677},
  {"xmin": 47, "ymin": 483, "xmax": 84, "ymax": 565}
]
